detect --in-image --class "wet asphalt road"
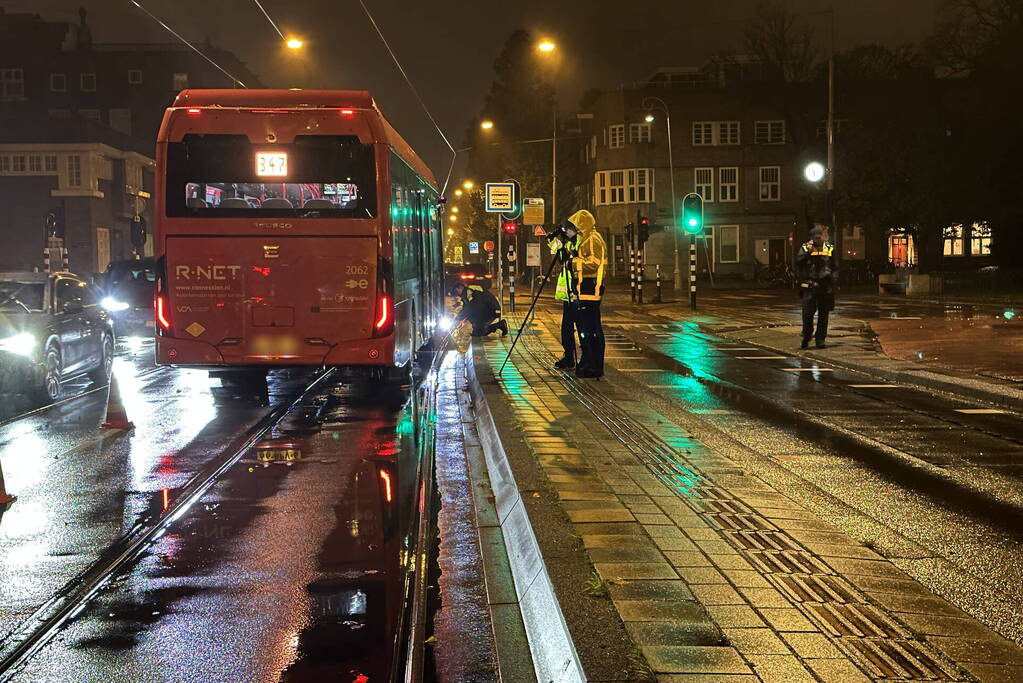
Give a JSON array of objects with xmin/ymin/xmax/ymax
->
[{"xmin": 550, "ymin": 291, "xmax": 1023, "ymax": 643}]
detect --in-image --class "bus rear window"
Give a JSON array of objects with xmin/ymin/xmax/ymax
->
[{"xmin": 166, "ymin": 134, "xmax": 377, "ymax": 218}]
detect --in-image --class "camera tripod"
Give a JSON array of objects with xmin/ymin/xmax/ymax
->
[{"xmin": 498, "ymin": 250, "xmax": 570, "ymax": 375}]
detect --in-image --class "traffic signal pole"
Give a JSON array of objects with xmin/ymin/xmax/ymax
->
[{"xmin": 689, "ymin": 234, "xmax": 697, "ymax": 311}]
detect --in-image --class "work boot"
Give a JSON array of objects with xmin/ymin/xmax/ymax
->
[
  {"xmin": 815, "ymin": 341, "xmax": 827, "ymax": 349},
  {"xmin": 575, "ymin": 366, "xmax": 602, "ymax": 379},
  {"xmin": 554, "ymin": 353, "xmax": 575, "ymax": 369},
  {"xmin": 800, "ymin": 338, "xmax": 810, "ymax": 350},
  {"xmin": 496, "ymin": 319, "xmax": 509, "ymax": 337}
]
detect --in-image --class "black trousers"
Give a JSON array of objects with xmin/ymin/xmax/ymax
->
[
  {"xmin": 576, "ymin": 299, "xmax": 604, "ymax": 374},
  {"xmin": 470, "ymin": 318, "xmax": 501, "ymax": 337},
  {"xmin": 801, "ymin": 290, "xmax": 833, "ymax": 343},
  {"xmin": 560, "ymin": 301, "xmax": 577, "ymax": 356}
]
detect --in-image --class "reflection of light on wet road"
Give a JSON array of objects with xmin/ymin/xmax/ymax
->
[{"xmin": 0, "ymin": 420, "xmax": 49, "ymax": 494}]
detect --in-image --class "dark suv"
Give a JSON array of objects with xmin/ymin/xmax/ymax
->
[
  {"xmin": 97, "ymin": 258, "xmax": 156, "ymax": 337},
  {"xmin": 0, "ymin": 272, "xmax": 114, "ymax": 403}
]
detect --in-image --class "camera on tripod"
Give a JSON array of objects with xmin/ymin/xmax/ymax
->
[{"xmin": 544, "ymin": 221, "xmax": 577, "ymax": 243}]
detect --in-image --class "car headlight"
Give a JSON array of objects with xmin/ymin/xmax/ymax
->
[
  {"xmin": 438, "ymin": 316, "xmax": 453, "ymax": 332},
  {"xmin": 0, "ymin": 332, "xmax": 36, "ymax": 357},
  {"xmin": 102, "ymin": 297, "xmax": 130, "ymax": 312}
]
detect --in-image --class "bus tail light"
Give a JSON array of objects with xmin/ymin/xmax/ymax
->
[
  {"xmin": 372, "ymin": 258, "xmax": 394, "ymax": 338},
  {"xmin": 186, "ymin": 108, "xmax": 201, "ymax": 115},
  {"xmin": 374, "ymin": 295, "xmax": 392, "ymax": 333},
  {"xmin": 340, "ymin": 108, "xmax": 354, "ymax": 117},
  {"xmin": 155, "ymin": 295, "xmax": 171, "ymax": 330}
]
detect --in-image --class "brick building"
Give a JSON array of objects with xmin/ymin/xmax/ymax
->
[{"xmin": 0, "ymin": 7, "xmax": 260, "ymax": 275}]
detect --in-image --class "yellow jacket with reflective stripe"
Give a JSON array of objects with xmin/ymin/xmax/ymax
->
[{"xmin": 573, "ymin": 230, "xmax": 607, "ymax": 301}]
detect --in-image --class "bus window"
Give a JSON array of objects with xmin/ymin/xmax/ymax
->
[{"xmin": 166, "ymin": 134, "xmax": 377, "ymax": 218}]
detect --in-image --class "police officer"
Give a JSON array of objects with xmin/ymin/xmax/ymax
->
[
  {"xmin": 549, "ymin": 222, "xmax": 579, "ymax": 369},
  {"xmin": 567, "ymin": 210, "xmax": 607, "ymax": 378},
  {"xmin": 796, "ymin": 226, "xmax": 838, "ymax": 349},
  {"xmin": 456, "ymin": 282, "xmax": 509, "ymax": 337}
]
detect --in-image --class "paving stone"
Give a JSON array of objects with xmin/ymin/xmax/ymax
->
[
  {"xmin": 842, "ymin": 573, "xmax": 932, "ymax": 596},
  {"xmin": 864, "ymin": 591, "xmax": 962, "ymax": 616},
  {"xmin": 626, "ymin": 620, "xmax": 722, "ymax": 647},
  {"xmin": 637, "ymin": 513, "xmax": 675, "ymax": 525},
  {"xmin": 722, "ymin": 627, "xmax": 790, "ymax": 655},
  {"xmin": 615, "ymin": 599, "xmax": 710, "ymax": 622},
  {"xmin": 709, "ymin": 554, "xmax": 756, "ymax": 571},
  {"xmin": 582, "ymin": 534, "xmax": 660, "ymax": 549},
  {"xmin": 683, "ymin": 527, "xmax": 725, "ymax": 541},
  {"xmin": 596, "ymin": 562, "xmax": 678, "ymax": 580},
  {"xmin": 758, "ymin": 608, "xmax": 817, "ymax": 632},
  {"xmin": 562, "ymin": 500, "xmax": 629, "ymax": 511},
  {"xmin": 676, "ymin": 566, "xmax": 728, "ymax": 584},
  {"xmin": 895, "ymin": 612, "xmax": 1000, "ymax": 639},
  {"xmin": 737, "ymin": 586, "xmax": 791, "ymax": 608},
  {"xmin": 588, "ymin": 546, "xmax": 667, "ymax": 564},
  {"xmin": 641, "ymin": 645, "xmax": 753, "ymax": 675},
  {"xmin": 694, "ymin": 539, "xmax": 736, "ymax": 555},
  {"xmin": 779, "ymin": 631, "xmax": 841, "ymax": 658},
  {"xmin": 746, "ymin": 654, "xmax": 816, "ymax": 682},
  {"xmin": 656, "ymin": 675, "xmax": 757, "ymax": 683},
  {"xmin": 663, "ymin": 551, "xmax": 713, "ymax": 567},
  {"xmin": 665, "ymin": 512, "xmax": 712, "ymax": 528},
  {"xmin": 651, "ymin": 535, "xmax": 701, "ymax": 553},
  {"xmin": 689, "ymin": 583, "xmax": 747, "ymax": 606},
  {"xmin": 721, "ymin": 570, "xmax": 771, "ymax": 588},
  {"xmin": 646, "ymin": 525, "xmax": 687, "ymax": 539},
  {"xmin": 928, "ymin": 636, "xmax": 1023, "ymax": 665},
  {"xmin": 823, "ymin": 556, "xmax": 906, "ymax": 579},
  {"xmin": 806, "ymin": 542, "xmax": 884, "ymax": 561},
  {"xmin": 557, "ymin": 489, "xmax": 618, "ymax": 501},
  {"xmin": 608, "ymin": 579, "xmax": 695, "ymax": 602},
  {"xmin": 628, "ymin": 503, "xmax": 667, "ymax": 515},
  {"xmin": 803, "ymin": 658, "xmax": 872, "ymax": 683},
  {"xmin": 959, "ymin": 662, "xmax": 1023, "ymax": 683},
  {"xmin": 567, "ymin": 508, "xmax": 636, "ymax": 523}
]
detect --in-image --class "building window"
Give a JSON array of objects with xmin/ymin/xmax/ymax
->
[
  {"xmin": 44, "ymin": 155, "xmax": 57, "ymax": 172},
  {"xmin": 0, "ymin": 156, "xmax": 8, "ymax": 172},
  {"xmin": 717, "ymin": 121, "xmax": 740, "ymax": 145},
  {"xmin": 80, "ymin": 109, "xmax": 101, "ymax": 121},
  {"xmin": 628, "ymin": 122, "xmax": 651, "ymax": 143},
  {"xmin": 0, "ymin": 68, "xmax": 24, "ymax": 100},
  {"xmin": 609, "ymin": 170, "xmax": 625, "ymax": 202},
  {"xmin": 719, "ymin": 167, "xmax": 738, "ymax": 202},
  {"xmin": 173, "ymin": 72, "xmax": 189, "ymax": 90},
  {"xmin": 718, "ymin": 225, "xmax": 740, "ymax": 263},
  {"xmin": 128, "ymin": 69, "xmax": 143, "ymax": 85},
  {"xmin": 608, "ymin": 124, "xmax": 625, "ymax": 149},
  {"xmin": 693, "ymin": 122, "xmax": 714, "ymax": 146},
  {"xmin": 626, "ymin": 168, "xmax": 654, "ymax": 203},
  {"xmin": 28, "ymin": 155, "xmax": 42, "ymax": 172},
  {"xmin": 754, "ymin": 120, "xmax": 785, "ymax": 144},
  {"xmin": 80, "ymin": 73, "xmax": 97, "ymax": 92},
  {"xmin": 596, "ymin": 171, "xmax": 607, "ymax": 205},
  {"xmin": 12, "ymin": 156, "xmax": 25, "ymax": 172},
  {"xmin": 759, "ymin": 166, "xmax": 781, "ymax": 201},
  {"xmin": 50, "ymin": 73, "xmax": 67, "ymax": 92},
  {"xmin": 943, "ymin": 224, "xmax": 964, "ymax": 256},
  {"xmin": 971, "ymin": 222, "xmax": 992, "ymax": 255},
  {"xmin": 695, "ymin": 167, "xmax": 714, "ymax": 202},
  {"xmin": 67, "ymin": 155, "xmax": 81, "ymax": 187}
]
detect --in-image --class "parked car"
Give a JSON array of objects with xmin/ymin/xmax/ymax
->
[
  {"xmin": 444, "ymin": 263, "xmax": 492, "ymax": 293},
  {"xmin": 96, "ymin": 258, "xmax": 156, "ymax": 337},
  {"xmin": 0, "ymin": 271, "xmax": 114, "ymax": 403}
]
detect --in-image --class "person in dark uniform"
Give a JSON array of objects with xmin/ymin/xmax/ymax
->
[
  {"xmin": 796, "ymin": 226, "xmax": 838, "ymax": 349},
  {"xmin": 567, "ymin": 209, "xmax": 607, "ymax": 378},
  {"xmin": 456, "ymin": 282, "xmax": 509, "ymax": 337}
]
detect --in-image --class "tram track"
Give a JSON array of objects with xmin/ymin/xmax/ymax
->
[{"xmin": 0, "ymin": 368, "xmax": 336, "ymax": 682}]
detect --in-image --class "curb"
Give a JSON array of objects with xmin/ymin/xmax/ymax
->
[{"xmin": 466, "ymin": 347, "xmax": 586, "ymax": 683}]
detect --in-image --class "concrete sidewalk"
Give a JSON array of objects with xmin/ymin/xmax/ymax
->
[{"xmin": 473, "ymin": 316, "xmax": 1023, "ymax": 682}]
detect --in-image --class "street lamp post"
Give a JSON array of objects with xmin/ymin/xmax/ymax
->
[
  {"xmin": 643, "ymin": 96, "xmax": 681, "ymax": 291},
  {"xmin": 537, "ymin": 40, "xmax": 558, "ymax": 225}
]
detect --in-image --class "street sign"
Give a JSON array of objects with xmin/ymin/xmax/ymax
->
[
  {"xmin": 526, "ymin": 242, "xmax": 541, "ymax": 267},
  {"xmin": 523, "ymin": 197, "xmax": 544, "ymax": 225},
  {"xmin": 468, "ymin": 241, "xmax": 480, "ymax": 254},
  {"xmin": 483, "ymin": 240, "xmax": 495, "ymax": 253},
  {"xmin": 533, "ymin": 225, "xmax": 546, "ymax": 237},
  {"xmin": 453, "ymin": 246, "xmax": 463, "ymax": 262},
  {"xmin": 485, "ymin": 183, "xmax": 515, "ymax": 213}
]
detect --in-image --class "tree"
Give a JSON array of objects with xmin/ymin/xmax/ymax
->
[{"xmin": 743, "ymin": 2, "xmax": 820, "ymax": 83}]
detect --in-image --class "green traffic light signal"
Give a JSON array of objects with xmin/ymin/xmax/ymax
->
[{"xmin": 681, "ymin": 193, "xmax": 704, "ymax": 234}]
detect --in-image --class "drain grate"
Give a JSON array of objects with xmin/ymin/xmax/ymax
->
[
  {"xmin": 705, "ymin": 512, "xmax": 778, "ymax": 532},
  {"xmin": 770, "ymin": 573, "xmax": 859, "ymax": 603},
  {"xmin": 838, "ymin": 637, "xmax": 957, "ymax": 680},
  {"xmin": 745, "ymin": 551, "xmax": 835, "ymax": 576},
  {"xmin": 805, "ymin": 602, "xmax": 910, "ymax": 639}
]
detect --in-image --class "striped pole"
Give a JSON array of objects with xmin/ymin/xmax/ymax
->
[
  {"xmin": 689, "ymin": 235, "xmax": 697, "ymax": 311},
  {"xmin": 637, "ymin": 246, "xmax": 644, "ymax": 304},
  {"xmin": 655, "ymin": 264, "xmax": 662, "ymax": 303},
  {"xmin": 509, "ymin": 247, "xmax": 516, "ymax": 313},
  {"xmin": 629, "ymin": 245, "xmax": 635, "ymax": 302}
]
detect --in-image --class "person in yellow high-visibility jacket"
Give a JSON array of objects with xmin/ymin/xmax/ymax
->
[
  {"xmin": 549, "ymin": 227, "xmax": 579, "ymax": 369},
  {"xmin": 567, "ymin": 209, "xmax": 607, "ymax": 378}
]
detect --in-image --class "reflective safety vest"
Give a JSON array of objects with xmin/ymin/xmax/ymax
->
[
  {"xmin": 573, "ymin": 230, "xmax": 607, "ymax": 301},
  {"xmin": 549, "ymin": 237, "xmax": 577, "ymax": 302}
]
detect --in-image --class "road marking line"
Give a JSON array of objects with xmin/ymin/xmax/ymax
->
[
  {"xmin": 849, "ymin": 384, "xmax": 899, "ymax": 388},
  {"xmin": 735, "ymin": 355, "xmax": 787, "ymax": 360},
  {"xmin": 618, "ymin": 368, "xmax": 663, "ymax": 372},
  {"xmin": 692, "ymin": 409, "xmax": 737, "ymax": 414},
  {"xmin": 781, "ymin": 367, "xmax": 834, "ymax": 372},
  {"xmin": 955, "ymin": 408, "xmax": 1008, "ymax": 414}
]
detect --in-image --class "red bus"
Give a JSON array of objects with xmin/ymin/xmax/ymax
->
[{"xmin": 153, "ymin": 89, "xmax": 444, "ymax": 379}]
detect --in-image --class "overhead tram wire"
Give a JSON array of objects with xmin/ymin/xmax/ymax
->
[
  {"xmin": 356, "ymin": 0, "xmax": 457, "ymax": 194},
  {"xmin": 251, "ymin": 0, "xmax": 287, "ymax": 41},
  {"xmin": 128, "ymin": 0, "xmax": 247, "ymax": 88}
]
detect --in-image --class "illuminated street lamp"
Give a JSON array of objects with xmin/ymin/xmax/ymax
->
[
  {"xmin": 537, "ymin": 40, "xmax": 556, "ymax": 52},
  {"xmin": 462, "ymin": 181, "xmax": 474, "ymax": 191},
  {"xmin": 480, "ymin": 120, "xmax": 494, "ymax": 130},
  {"xmin": 446, "ymin": 227, "xmax": 454, "ymax": 236},
  {"xmin": 537, "ymin": 39, "xmax": 559, "ymax": 224},
  {"xmin": 644, "ymin": 114, "xmax": 654, "ymax": 123},
  {"xmin": 286, "ymin": 38, "xmax": 303, "ymax": 49},
  {"xmin": 454, "ymin": 189, "xmax": 463, "ymax": 197},
  {"xmin": 451, "ymin": 206, "xmax": 458, "ymax": 213},
  {"xmin": 449, "ymin": 214, "xmax": 458, "ymax": 221},
  {"xmin": 804, "ymin": 161, "xmax": 826, "ymax": 183}
]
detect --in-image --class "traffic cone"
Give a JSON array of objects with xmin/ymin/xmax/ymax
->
[
  {"xmin": 0, "ymin": 457, "xmax": 15, "ymax": 509},
  {"xmin": 100, "ymin": 374, "xmax": 134, "ymax": 430}
]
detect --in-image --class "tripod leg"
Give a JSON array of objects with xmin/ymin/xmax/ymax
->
[{"xmin": 498, "ymin": 256, "xmax": 561, "ymax": 375}]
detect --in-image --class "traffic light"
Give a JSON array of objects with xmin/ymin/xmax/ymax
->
[
  {"xmin": 502, "ymin": 219, "xmax": 518, "ymax": 235},
  {"xmin": 130, "ymin": 215, "xmax": 147, "ymax": 250},
  {"xmin": 500, "ymin": 179, "xmax": 522, "ymax": 220},
  {"xmin": 681, "ymin": 193, "xmax": 704, "ymax": 234},
  {"xmin": 638, "ymin": 216, "xmax": 650, "ymax": 245}
]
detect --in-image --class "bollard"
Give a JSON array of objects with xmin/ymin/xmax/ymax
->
[
  {"xmin": 637, "ymin": 255, "xmax": 644, "ymax": 304},
  {"xmin": 629, "ymin": 247, "xmax": 636, "ymax": 303},
  {"xmin": 654, "ymin": 264, "xmax": 662, "ymax": 303},
  {"xmin": 509, "ymin": 259, "xmax": 516, "ymax": 312}
]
